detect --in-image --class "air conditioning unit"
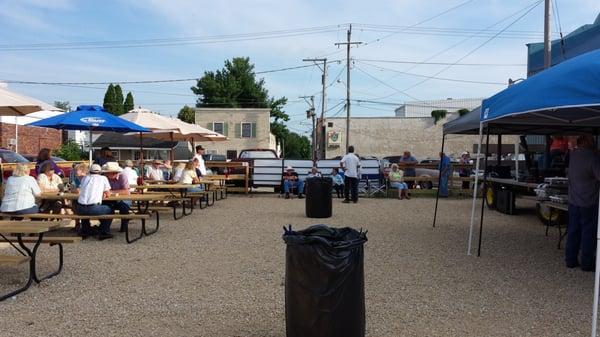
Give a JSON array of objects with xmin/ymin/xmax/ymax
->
[{"xmin": 327, "ymin": 131, "xmax": 341, "ymax": 147}]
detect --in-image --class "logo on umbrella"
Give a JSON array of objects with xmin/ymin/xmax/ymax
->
[{"xmin": 80, "ymin": 117, "xmax": 106, "ymax": 126}]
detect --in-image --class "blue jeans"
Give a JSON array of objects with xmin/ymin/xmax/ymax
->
[
  {"xmin": 8, "ymin": 205, "xmax": 39, "ymax": 215},
  {"xmin": 439, "ymin": 172, "xmax": 450, "ymax": 197},
  {"xmin": 566, "ymin": 204, "xmax": 598, "ymax": 269},
  {"xmin": 390, "ymin": 182, "xmax": 408, "ymax": 190},
  {"xmin": 76, "ymin": 204, "xmax": 113, "ymax": 235},
  {"xmin": 284, "ymin": 179, "xmax": 304, "ymax": 194},
  {"xmin": 103, "ymin": 201, "xmax": 131, "ymax": 228}
]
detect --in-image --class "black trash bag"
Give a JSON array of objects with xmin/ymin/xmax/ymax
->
[
  {"xmin": 282, "ymin": 224, "xmax": 368, "ymax": 337},
  {"xmin": 305, "ymin": 177, "xmax": 333, "ymax": 218}
]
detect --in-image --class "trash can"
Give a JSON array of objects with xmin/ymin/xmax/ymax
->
[
  {"xmin": 305, "ymin": 177, "xmax": 333, "ymax": 218},
  {"xmin": 282, "ymin": 224, "xmax": 368, "ymax": 337}
]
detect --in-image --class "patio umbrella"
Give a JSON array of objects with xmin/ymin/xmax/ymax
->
[
  {"xmin": 27, "ymin": 105, "xmax": 149, "ymax": 163},
  {"xmin": 0, "ymin": 85, "xmax": 60, "ymax": 116}
]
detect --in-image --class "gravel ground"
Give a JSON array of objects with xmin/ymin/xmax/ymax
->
[{"xmin": 0, "ymin": 195, "xmax": 595, "ymax": 337}]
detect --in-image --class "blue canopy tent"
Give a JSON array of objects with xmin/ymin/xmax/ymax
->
[
  {"xmin": 27, "ymin": 105, "xmax": 150, "ymax": 163},
  {"xmin": 468, "ymin": 49, "xmax": 600, "ymax": 337}
]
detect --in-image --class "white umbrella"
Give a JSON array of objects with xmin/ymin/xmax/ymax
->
[{"xmin": 0, "ymin": 85, "xmax": 60, "ymax": 115}]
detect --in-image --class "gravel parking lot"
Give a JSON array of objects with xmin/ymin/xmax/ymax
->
[{"xmin": 0, "ymin": 195, "xmax": 594, "ymax": 337}]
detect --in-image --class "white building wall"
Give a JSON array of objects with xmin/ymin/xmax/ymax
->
[{"xmin": 395, "ymin": 98, "xmax": 483, "ymax": 117}]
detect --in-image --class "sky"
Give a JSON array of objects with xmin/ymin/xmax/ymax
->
[{"xmin": 0, "ymin": 0, "xmax": 598, "ymax": 136}]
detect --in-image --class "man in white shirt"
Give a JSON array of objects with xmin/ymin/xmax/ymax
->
[
  {"xmin": 145, "ymin": 160, "xmax": 164, "ymax": 181},
  {"xmin": 121, "ymin": 159, "xmax": 139, "ymax": 188},
  {"xmin": 340, "ymin": 145, "xmax": 361, "ymax": 203},
  {"xmin": 76, "ymin": 164, "xmax": 114, "ymax": 240},
  {"xmin": 192, "ymin": 145, "xmax": 207, "ymax": 177}
]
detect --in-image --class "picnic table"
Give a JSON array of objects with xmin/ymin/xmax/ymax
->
[{"xmin": 0, "ymin": 220, "xmax": 70, "ymax": 301}]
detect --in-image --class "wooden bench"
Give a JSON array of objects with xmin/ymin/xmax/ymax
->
[
  {"xmin": 0, "ymin": 213, "xmax": 158, "ymax": 244},
  {"xmin": 0, "ymin": 255, "xmax": 30, "ymax": 265}
]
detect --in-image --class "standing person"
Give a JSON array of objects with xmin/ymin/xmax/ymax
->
[
  {"xmin": 459, "ymin": 151, "xmax": 472, "ymax": 189},
  {"xmin": 35, "ymin": 148, "xmax": 64, "ymax": 177},
  {"xmin": 566, "ymin": 136, "xmax": 600, "ymax": 271},
  {"xmin": 331, "ymin": 168, "xmax": 344, "ymax": 198},
  {"xmin": 1, "ymin": 164, "xmax": 41, "ymax": 215},
  {"xmin": 340, "ymin": 145, "xmax": 360, "ymax": 203},
  {"xmin": 438, "ymin": 152, "xmax": 452, "ymax": 198},
  {"xmin": 75, "ymin": 164, "xmax": 113, "ymax": 240},
  {"xmin": 145, "ymin": 159, "xmax": 165, "ymax": 181},
  {"xmin": 399, "ymin": 151, "xmax": 417, "ymax": 189},
  {"xmin": 192, "ymin": 145, "xmax": 207, "ymax": 177},
  {"xmin": 102, "ymin": 162, "xmax": 131, "ymax": 233}
]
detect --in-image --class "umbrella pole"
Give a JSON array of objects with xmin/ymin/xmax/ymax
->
[
  {"xmin": 14, "ymin": 116, "xmax": 18, "ymax": 153},
  {"xmin": 592, "ymin": 191, "xmax": 600, "ymax": 337},
  {"xmin": 139, "ymin": 132, "xmax": 144, "ymax": 184},
  {"xmin": 88, "ymin": 130, "xmax": 93, "ymax": 164},
  {"xmin": 170, "ymin": 132, "xmax": 175, "ymax": 162},
  {"xmin": 467, "ymin": 122, "xmax": 484, "ymax": 255},
  {"xmin": 477, "ymin": 126, "xmax": 491, "ymax": 257},
  {"xmin": 432, "ymin": 134, "xmax": 446, "ymax": 228}
]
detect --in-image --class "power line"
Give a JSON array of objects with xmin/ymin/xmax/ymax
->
[
  {"xmin": 354, "ymin": 66, "xmax": 421, "ymax": 101},
  {"xmin": 356, "ymin": 60, "xmax": 507, "ymax": 85},
  {"xmin": 1, "ymin": 64, "xmax": 321, "ymax": 86},
  {"xmin": 0, "ymin": 25, "xmax": 342, "ymax": 51},
  {"xmin": 354, "ymin": 59, "xmax": 526, "ymax": 67}
]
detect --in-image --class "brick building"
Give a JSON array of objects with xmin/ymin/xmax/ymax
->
[{"xmin": 0, "ymin": 123, "xmax": 62, "ymax": 155}]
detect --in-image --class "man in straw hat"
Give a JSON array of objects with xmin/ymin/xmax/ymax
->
[
  {"xmin": 75, "ymin": 163, "xmax": 113, "ymax": 240},
  {"xmin": 282, "ymin": 165, "xmax": 304, "ymax": 199},
  {"xmin": 102, "ymin": 162, "xmax": 131, "ymax": 233},
  {"xmin": 146, "ymin": 159, "xmax": 165, "ymax": 181}
]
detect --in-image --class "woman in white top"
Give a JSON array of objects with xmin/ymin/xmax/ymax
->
[
  {"xmin": 37, "ymin": 162, "xmax": 63, "ymax": 192},
  {"xmin": 179, "ymin": 160, "xmax": 203, "ymax": 192},
  {"xmin": 1, "ymin": 164, "xmax": 41, "ymax": 214}
]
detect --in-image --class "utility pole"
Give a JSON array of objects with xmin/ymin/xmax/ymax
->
[
  {"xmin": 302, "ymin": 58, "xmax": 327, "ymax": 159},
  {"xmin": 300, "ymin": 95, "xmax": 316, "ymax": 161},
  {"xmin": 335, "ymin": 24, "xmax": 362, "ymax": 151},
  {"xmin": 544, "ymin": 0, "xmax": 552, "ymax": 69}
]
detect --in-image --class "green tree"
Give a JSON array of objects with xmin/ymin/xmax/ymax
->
[
  {"xmin": 178, "ymin": 105, "xmax": 195, "ymax": 124},
  {"xmin": 113, "ymin": 84, "xmax": 125, "ymax": 115},
  {"xmin": 282, "ymin": 132, "xmax": 311, "ymax": 159},
  {"xmin": 457, "ymin": 108, "xmax": 470, "ymax": 117},
  {"xmin": 124, "ymin": 92, "xmax": 134, "ymax": 113},
  {"xmin": 191, "ymin": 57, "xmax": 289, "ymax": 141},
  {"xmin": 431, "ymin": 109, "xmax": 448, "ymax": 124},
  {"xmin": 103, "ymin": 84, "xmax": 116, "ymax": 113},
  {"xmin": 53, "ymin": 101, "xmax": 71, "ymax": 111},
  {"xmin": 55, "ymin": 140, "xmax": 84, "ymax": 161}
]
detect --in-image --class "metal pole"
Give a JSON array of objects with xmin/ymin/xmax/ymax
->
[
  {"xmin": 345, "ymin": 25, "xmax": 351, "ymax": 151},
  {"xmin": 432, "ymin": 134, "xmax": 446, "ymax": 228},
  {"xmin": 477, "ymin": 127, "xmax": 491, "ymax": 257},
  {"xmin": 592, "ymin": 188, "xmax": 600, "ymax": 337},
  {"xmin": 14, "ymin": 116, "xmax": 18, "ymax": 153},
  {"xmin": 302, "ymin": 58, "xmax": 328, "ymax": 160},
  {"xmin": 467, "ymin": 122, "xmax": 484, "ymax": 255},
  {"xmin": 544, "ymin": 0, "xmax": 552, "ymax": 69},
  {"xmin": 88, "ymin": 130, "xmax": 93, "ymax": 164}
]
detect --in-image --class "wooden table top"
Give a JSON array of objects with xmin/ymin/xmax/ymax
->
[
  {"xmin": 0, "ymin": 221, "xmax": 63, "ymax": 234},
  {"xmin": 40, "ymin": 192, "xmax": 168, "ymax": 202},
  {"xmin": 133, "ymin": 184, "xmax": 203, "ymax": 190}
]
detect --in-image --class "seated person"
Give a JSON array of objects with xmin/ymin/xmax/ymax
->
[
  {"xmin": 102, "ymin": 162, "xmax": 131, "ymax": 233},
  {"xmin": 331, "ymin": 168, "xmax": 344, "ymax": 199},
  {"xmin": 71, "ymin": 163, "xmax": 89, "ymax": 191},
  {"xmin": 162, "ymin": 160, "xmax": 173, "ymax": 180},
  {"xmin": 1, "ymin": 163, "xmax": 41, "ymax": 215},
  {"xmin": 75, "ymin": 164, "xmax": 113, "ymax": 240},
  {"xmin": 388, "ymin": 163, "xmax": 409, "ymax": 200},
  {"xmin": 307, "ymin": 167, "xmax": 322, "ymax": 178},
  {"xmin": 145, "ymin": 159, "xmax": 164, "ymax": 181},
  {"xmin": 172, "ymin": 162, "xmax": 185, "ymax": 182},
  {"xmin": 179, "ymin": 160, "xmax": 204, "ymax": 192},
  {"xmin": 37, "ymin": 161, "xmax": 64, "ymax": 213},
  {"xmin": 282, "ymin": 165, "xmax": 304, "ymax": 199},
  {"xmin": 121, "ymin": 160, "xmax": 139, "ymax": 189},
  {"xmin": 35, "ymin": 148, "xmax": 64, "ymax": 177}
]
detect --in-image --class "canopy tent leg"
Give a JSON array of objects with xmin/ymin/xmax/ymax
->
[
  {"xmin": 170, "ymin": 132, "xmax": 175, "ymax": 163},
  {"xmin": 467, "ymin": 122, "xmax": 484, "ymax": 255},
  {"xmin": 592, "ymin": 189, "xmax": 600, "ymax": 337},
  {"xmin": 497, "ymin": 134, "xmax": 502, "ymax": 166},
  {"xmin": 432, "ymin": 134, "xmax": 446, "ymax": 228},
  {"xmin": 477, "ymin": 126, "xmax": 491, "ymax": 257}
]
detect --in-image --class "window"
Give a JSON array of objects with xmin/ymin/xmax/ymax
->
[
  {"xmin": 212, "ymin": 122, "xmax": 224, "ymax": 135},
  {"xmin": 241, "ymin": 122, "xmax": 252, "ymax": 138}
]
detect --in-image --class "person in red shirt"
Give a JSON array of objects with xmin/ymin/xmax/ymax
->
[{"xmin": 547, "ymin": 136, "xmax": 569, "ymax": 169}]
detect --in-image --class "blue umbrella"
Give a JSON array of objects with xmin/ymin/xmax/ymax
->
[{"xmin": 27, "ymin": 105, "xmax": 149, "ymax": 162}]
